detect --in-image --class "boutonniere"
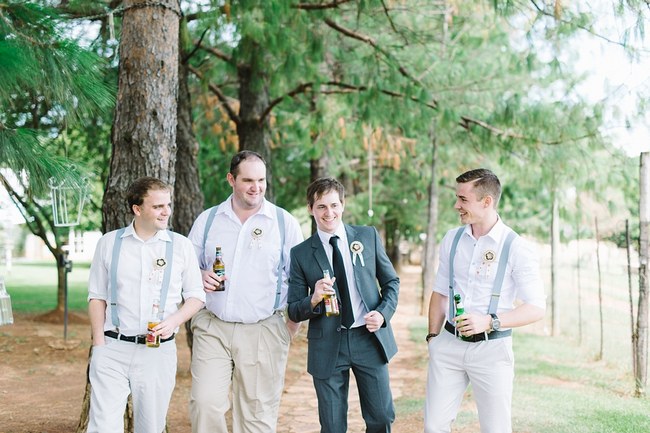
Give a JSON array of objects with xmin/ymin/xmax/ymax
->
[
  {"xmin": 250, "ymin": 227, "xmax": 263, "ymax": 249},
  {"xmin": 350, "ymin": 241, "xmax": 365, "ymax": 267},
  {"xmin": 149, "ymin": 258, "xmax": 167, "ymax": 285}
]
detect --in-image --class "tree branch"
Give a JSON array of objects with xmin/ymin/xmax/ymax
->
[
  {"xmin": 529, "ymin": 0, "xmax": 647, "ymax": 50},
  {"xmin": 323, "ymin": 18, "xmax": 423, "ymax": 86},
  {"xmin": 0, "ymin": 173, "xmax": 56, "ymax": 254},
  {"xmin": 263, "ymin": 80, "xmax": 436, "ymax": 120},
  {"xmin": 188, "ymin": 65, "xmax": 240, "ymax": 125},
  {"xmin": 293, "ymin": 0, "xmax": 354, "ymax": 10},
  {"xmin": 261, "ymin": 83, "xmax": 316, "ymax": 121},
  {"xmin": 182, "ymin": 28, "xmax": 209, "ymax": 64},
  {"xmin": 195, "ymin": 39, "xmax": 232, "ymax": 62},
  {"xmin": 459, "ymin": 115, "xmax": 600, "ymax": 145}
]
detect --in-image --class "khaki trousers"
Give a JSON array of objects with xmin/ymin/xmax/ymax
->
[
  {"xmin": 87, "ymin": 336, "xmax": 177, "ymax": 433},
  {"xmin": 189, "ymin": 309, "xmax": 291, "ymax": 433},
  {"xmin": 424, "ymin": 328, "xmax": 514, "ymax": 433}
]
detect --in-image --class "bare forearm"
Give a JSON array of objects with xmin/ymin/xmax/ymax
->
[
  {"xmin": 428, "ymin": 292, "xmax": 447, "ymax": 335},
  {"xmin": 88, "ymin": 299, "xmax": 107, "ymax": 345},
  {"xmin": 166, "ymin": 297, "xmax": 204, "ymax": 328},
  {"xmin": 499, "ymin": 303, "xmax": 545, "ymax": 329}
]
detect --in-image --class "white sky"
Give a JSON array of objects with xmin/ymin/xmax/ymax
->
[{"xmin": 573, "ymin": 1, "xmax": 650, "ymax": 156}]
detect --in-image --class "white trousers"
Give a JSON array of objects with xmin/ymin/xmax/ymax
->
[
  {"xmin": 189, "ymin": 309, "xmax": 291, "ymax": 433},
  {"xmin": 87, "ymin": 336, "xmax": 177, "ymax": 433},
  {"xmin": 424, "ymin": 328, "xmax": 514, "ymax": 433}
]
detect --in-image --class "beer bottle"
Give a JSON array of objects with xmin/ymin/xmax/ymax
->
[
  {"xmin": 146, "ymin": 299, "xmax": 161, "ymax": 348},
  {"xmin": 213, "ymin": 246, "xmax": 225, "ymax": 291},
  {"xmin": 322, "ymin": 270, "xmax": 339, "ymax": 317},
  {"xmin": 453, "ymin": 293, "xmax": 469, "ymax": 341}
]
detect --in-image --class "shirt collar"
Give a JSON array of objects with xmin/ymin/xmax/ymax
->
[
  {"xmin": 482, "ymin": 216, "xmax": 507, "ymax": 242},
  {"xmin": 219, "ymin": 194, "xmax": 274, "ymax": 221},
  {"xmin": 317, "ymin": 224, "xmax": 346, "ymax": 246},
  {"xmin": 122, "ymin": 221, "xmax": 171, "ymax": 243}
]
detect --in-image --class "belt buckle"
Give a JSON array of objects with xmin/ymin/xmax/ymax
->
[{"xmin": 136, "ymin": 334, "xmax": 147, "ymax": 344}]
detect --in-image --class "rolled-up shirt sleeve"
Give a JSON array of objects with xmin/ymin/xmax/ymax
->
[
  {"xmin": 180, "ymin": 237, "xmax": 206, "ymax": 303},
  {"xmin": 511, "ymin": 237, "xmax": 546, "ymax": 310}
]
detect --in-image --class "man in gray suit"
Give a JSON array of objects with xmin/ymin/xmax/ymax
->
[{"xmin": 288, "ymin": 177, "xmax": 399, "ymax": 433}]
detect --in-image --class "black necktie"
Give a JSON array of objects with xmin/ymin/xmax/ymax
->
[{"xmin": 330, "ymin": 236, "xmax": 354, "ymax": 328}]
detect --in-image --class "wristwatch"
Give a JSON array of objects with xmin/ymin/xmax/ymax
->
[
  {"xmin": 425, "ymin": 332, "xmax": 438, "ymax": 343},
  {"xmin": 490, "ymin": 314, "xmax": 501, "ymax": 332}
]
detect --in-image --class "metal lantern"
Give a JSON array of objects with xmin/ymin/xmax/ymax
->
[
  {"xmin": 48, "ymin": 175, "xmax": 88, "ymax": 343},
  {"xmin": 48, "ymin": 176, "xmax": 88, "ymax": 227}
]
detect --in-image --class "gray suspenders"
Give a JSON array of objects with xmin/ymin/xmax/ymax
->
[
  {"xmin": 110, "ymin": 228, "xmax": 175, "ymax": 330},
  {"xmin": 201, "ymin": 205, "xmax": 286, "ymax": 311},
  {"xmin": 448, "ymin": 227, "xmax": 517, "ymax": 321}
]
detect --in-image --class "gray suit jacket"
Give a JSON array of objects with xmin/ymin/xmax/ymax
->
[{"xmin": 287, "ymin": 224, "xmax": 399, "ymax": 379}]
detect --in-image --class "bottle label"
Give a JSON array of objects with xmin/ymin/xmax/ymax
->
[
  {"xmin": 324, "ymin": 294, "xmax": 339, "ymax": 316},
  {"xmin": 146, "ymin": 321, "xmax": 160, "ymax": 347}
]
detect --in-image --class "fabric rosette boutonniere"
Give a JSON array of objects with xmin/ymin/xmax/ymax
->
[
  {"xmin": 349, "ymin": 241, "xmax": 365, "ymax": 267},
  {"xmin": 149, "ymin": 258, "xmax": 167, "ymax": 285}
]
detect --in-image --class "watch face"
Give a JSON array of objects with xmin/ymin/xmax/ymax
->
[{"xmin": 491, "ymin": 314, "xmax": 501, "ymax": 331}]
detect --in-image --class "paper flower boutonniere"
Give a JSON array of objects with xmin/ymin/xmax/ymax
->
[
  {"xmin": 149, "ymin": 258, "xmax": 167, "ymax": 285},
  {"xmin": 350, "ymin": 241, "xmax": 365, "ymax": 267},
  {"xmin": 250, "ymin": 227, "xmax": 263, "ymax": 249}
]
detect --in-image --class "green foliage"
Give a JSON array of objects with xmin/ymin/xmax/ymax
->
[{"xmin": 0, "ymin": 0, "xmax": 114, "ymax": 192}]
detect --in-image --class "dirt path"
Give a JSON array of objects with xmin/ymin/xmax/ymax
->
[{"xmin": 0, "ymin": 265, "xmax": 427, "ymax": 433}]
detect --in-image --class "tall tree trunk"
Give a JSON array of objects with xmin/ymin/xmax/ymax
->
[
  {"xmin": 550, "ymin": 190, "xmax": 560, "ymax": 336},
  {"xmin": 626, "ymin": 219, "xmax": 637, "ymax": 379},
  {"xmin": 576, "ymin": 215, "xmax": 583, "ymax": 346},
  {"xmin": 79, "ymin": 1, "xmax": 181, "ymax": 431},
  {"xmin": 421, "ymin": 126, "xmax": 438, "ymax": 315},
  {"xmin": 175, "ymin": 24, "xmax": 205, "ymax": 356},
  {"xmin": 636, "ymin": 152, "xmax": 649, "ymax": 397},
  {"xmin": 174, "ymin": 32, "xmax": 204, "ymax": 237},
  {"xmin": 102, "ymin": 0, "xmax": 181, "ymax": 232},
  {"xmin": 595, "ymin": 217, "xmax": 604, "ymax": 361},
  {"xmin": 236, "ymin": 41, "xmax": 273, "ymax": 200}
]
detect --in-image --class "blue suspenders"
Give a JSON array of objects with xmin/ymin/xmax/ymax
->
[
  {"xmin": 448, "ymin": 227, "xmax": 517, "ymax": 321},
  {"xmin": 110, "ymin": 228, "xmax": 175, "ymax": 331},
  {"xmin": 201, "ymin": 205, "xmax": 286, "ymax": 311}
]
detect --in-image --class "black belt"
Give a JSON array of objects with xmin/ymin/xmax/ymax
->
[
  {"xmin": 444, "ymin": 321, "xmax": 511, "ymax": 342},
  {"xmin": 104, "ymin": 330, "xmax": 175, "ymax": 344}
]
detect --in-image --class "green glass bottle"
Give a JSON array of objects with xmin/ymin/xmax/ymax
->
[{"xmin": 453, "ymin": 293, "xmax": 470, "ymax": 341}]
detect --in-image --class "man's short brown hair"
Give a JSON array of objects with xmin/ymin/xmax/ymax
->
[
  {"xmin": 306, "ymin": 177, "xmax": 345, "ymax": 208},
  {"xmin": 126, "ymin": 177, "xmax": 171, "ymax": 214},
  {"xmin": 456, "ymin": 168, "xmax": 501, "ymax": 208}
]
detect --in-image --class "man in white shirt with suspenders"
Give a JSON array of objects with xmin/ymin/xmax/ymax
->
[
  {"xmin": 187, "ymin": 150, "xmax": 304, "ymax": 433},
  {"xmin": 87, "ymin": 177, "xmax": 205, "ymax": 433},
  {"xmin": 424, "ymin": 168, "xmax": 546, "ymax": 433}
]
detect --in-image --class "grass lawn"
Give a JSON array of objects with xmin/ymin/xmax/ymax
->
[{"xmin": 1, "ymin": 260, "xmax": 91, "ymax": 313}]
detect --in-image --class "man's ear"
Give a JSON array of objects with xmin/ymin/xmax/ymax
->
[
  {"xmin": 132, "ymin": 204, "xmax": 141, "ymax": 216},
  {"xmin": 483, "ymin": 195, "xmax": 493, "ymax": 208}
]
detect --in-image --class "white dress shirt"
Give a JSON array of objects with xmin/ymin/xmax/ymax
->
[
  {"xmin": 433, "ymin": 218, "xmax": 546, "ymax": 325},
  {"xmin": 88, "ymin": 222, "xmax": 205, "ymax": 336},
  {"xmin": 188, "ymin": 196, "xmax": 304, "ymax": 323},
  {"xmin": 317, "ymin": 226, "xmax": 369, "ymax": 328}
]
